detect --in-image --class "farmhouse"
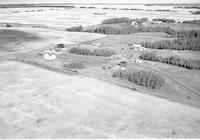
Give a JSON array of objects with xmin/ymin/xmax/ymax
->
[{"xmin": 129, "ymin": 43, "xmax": 146, "ymax": 51}]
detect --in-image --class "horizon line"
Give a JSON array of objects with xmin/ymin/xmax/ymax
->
[{"xmin": 0, "ymin": 2, "xmax": 200, "ymax": 5}]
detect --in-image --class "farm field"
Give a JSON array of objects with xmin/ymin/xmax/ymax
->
[{"xmin": 0, "ymin": 2, "xmax": 200, "ymax": 138}]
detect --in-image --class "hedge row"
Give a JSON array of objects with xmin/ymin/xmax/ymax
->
[
  {"xmin": 139, "ymin": 52, "xmax": 200, "ymax": 69},
  {"xmin": 69, "ymin": 47, "xmax": 116, "ymax": 57}
]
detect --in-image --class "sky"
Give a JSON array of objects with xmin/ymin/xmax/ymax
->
[{"xmin": 0, "ymin": 0, "xmax": 199, "ymax": 4}]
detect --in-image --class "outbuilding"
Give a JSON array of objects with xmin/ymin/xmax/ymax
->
[{"xmin": 44, "ymin": 53, "xmax": 56, "ymax": 61}]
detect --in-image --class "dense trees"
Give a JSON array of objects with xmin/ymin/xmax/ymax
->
[
  {"xmin": 84, "ymin": 23, "xmax": 139, "ymax": 34},
  {"xmin": 6, "ymin": 23, "xmax": 12, "ymax": 27},
  {"xmin": 69, "ymin": 47, "xmax": 116, "ymax": 57},
  {"xmin": 139, "ymin": 52, "xmax": 200, "ymax": 69},
  {"xmin": 83, "ymin": 19, "xmax": 200, "ymax": 37},
  {"xmin": 63, "ymin": 61, "xmax": 85, "ymax": 69},
  {"xmin": 152, "ymin": 18, "xmax": 176, "ymax": 23},
  {"xmin": 183, "ymin": 20, "xmax": 200, "ymax": 26},
  {"xmin": 101, "ymin": 17, "xmax": 148, "ymax": 25},
  {"xmin": 64, "ymin": 18, "xmax": 200, "ymax": 38},
  {"xmin": 142, "ymin": 38, "xmax": 200, "ymax": 51},
  {"xmin": 65, "ymin": 25, "xmax": 83, "ymax": 32},
  {"xmin": 113, "ymin": 69, "xmax": 165, "ymax": 89}
]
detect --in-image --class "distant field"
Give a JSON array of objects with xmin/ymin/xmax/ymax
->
[
  {"xmin": 83, "ymin": 32, "xmax": 173, "ymax": 56},
  {"xmin": 0, "ymin": 4, "xmax": 200, "ymax": 28}
]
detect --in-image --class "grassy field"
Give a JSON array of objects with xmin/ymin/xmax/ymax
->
[
  {"xmin": 14, "ymin": 31, "xmax": 200, "ymax": 109},
  {"xmin": 1, "ymin": 22, "xmax": 200, "ymax": 138},
  {"xmin": 1, "ymin": 60, "xmax": 200, "ymax": 138}
]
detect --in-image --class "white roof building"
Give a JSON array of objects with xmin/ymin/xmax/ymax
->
[
  {"xmin": 133, "ymin": 59, "xmax": 143, "ymax": 64},
  {"xmin": 131, "ymin": 21, "xmax": 138, "ymax": 27},
  {"xmin": 44, "ymin": 53, "xmax": 56, "ymax": 61}
]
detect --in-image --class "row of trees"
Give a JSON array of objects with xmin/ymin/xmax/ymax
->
[
  {"xmin": 139, "ymin": 52, "xmax": 200, "ymax": 69},
  {"xmin": 101, "ymin": 17, "xmax": 149, "ymax": 25},
  {"xmin": 63, "ymin": 61, "xmax": 85, "ymax": 69},
  {"xmin": 152, "ymin": 18, "xmax": 176, "ymax": 23},
  {"xmin": 113, "ymin": 69, "xmax": 165, "ymax": 89},
  {"xmin": 183, "ymin": 20, "xmax": 200, "ymax": 26},
  {"xmin": 65, "ymin": 25, "xmax": 83, "ymax": 32},
  {"xmin": 137, "ymin": 26, "xmax": 200, "ymax": 38},
  {"xmin": 84, "ymin": 23, "xmax": 139, "ymax": 35},
  {"xmin": 69, "ymin": 47, "xmax": 116, "ymax": 57},
  {"xmin": 141, "ymin": 38, "xmax": 200, "ymax": 51}
]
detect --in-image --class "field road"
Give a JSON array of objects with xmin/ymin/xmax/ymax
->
[{"xmin": 141, "ymin": 62, "xmax": 200, "ymax": 96}]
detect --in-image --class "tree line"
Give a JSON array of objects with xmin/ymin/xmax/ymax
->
[
  {"xmin": 141, "ymin": 38, "xmax": 200, "ymax": 51},
  {"xmin": 139, "ymin": 52, "xmax": 200, "ymax": 69},
  {"xmin": 65, "ymin": 18, "xmax": 200, "ymax": 38},
  {"xmin": 69, "ymin": 47, "xmax": 116, "ymax": 57},
  {"xmin": 65, "ymin": 25, "xmax": 83, "ymax": 32},
  {"xmin": 152, "ymin": 18, "xmax": 176, "ymax": 23},
  {"xmin": 183, "ymin": 20, "xmax": 200, "ymax": 26},
  {"xmin": 83, "ymin": 21, "xmax": 200, "ymax": 38}
]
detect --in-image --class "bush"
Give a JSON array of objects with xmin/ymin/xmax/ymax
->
[
  {"xmin": 113, "ymin": 70, "xmax": 165, "ymax": 89},
  {"xmin": 80, "ymin": 6, "xmax": 87, "ymax": 8},
  {"xmin": 65, "ymin": 25, "xmax": 83, "ymax": 32},
  {"xmin": 139, "ymin": 52, "xmax": 200, "ymax": 69},
  {"xmin": 101, "ymin": 17, "xmax": 132, "ymax": 24},
  {"xmin": 69, "ymin": 47, "xmax": 116, "ymax": 56},
  {"xmin": 6, "ymin": 23, "xmax": 12, "ymax": 27},
  {"xmin": 142, "ymin": 38, "xmax": 200, "ymax": 51},
  {"xmin": 152, "ymin": 18, "xmax": 176, "ymax": 23},
  {"xmin": 56, "ymin": 43, "xmax": 65, "ymax": 48},
  {"xmin": 63, "ymin": 61, "xmax": 85, "ymax": 69}
]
